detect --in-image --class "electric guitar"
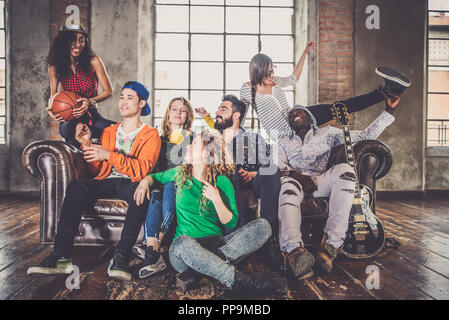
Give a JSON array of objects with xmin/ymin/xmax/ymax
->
[{"xmin": 331, "ymin": 103, "xmax": 385, "ymax": 259}]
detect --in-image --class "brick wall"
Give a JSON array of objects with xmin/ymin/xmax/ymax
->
[
  {"xmin": 317, "ymin": 0, "xmax": 354, "ymax": 104},
  {"xmin": 49, "ymin": 0, "xmax": 90, "ymax": 140}
]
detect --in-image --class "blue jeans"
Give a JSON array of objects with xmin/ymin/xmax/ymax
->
[
  {"xmin": 59, "ymin": 108, "xmax": 116, "ymax": 148},
  {"xmin": 143, "ymin": 181, "xmax": 177, "ymax": 243},
  {"xmin": 169, "ymin": 218, "xmax": 272, "ymax": 288}
]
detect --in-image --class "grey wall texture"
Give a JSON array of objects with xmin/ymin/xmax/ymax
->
[
  {"xmin": 91, "ymin": 0, "xmax": 154, "ymax": 124},
  {"xmin": 4, "ymin": 0, "xmax": 51, "ymax": 193},
  {"xmin": 354, "ymin": 0, "xmax": 426, "ymax": 192}
]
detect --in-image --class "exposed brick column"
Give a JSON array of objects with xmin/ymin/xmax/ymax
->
[
  {"xmin": 49, "ymin": 0, "xmax": 90, "ymax": 140},
  {"xmin": 317, "ymin": 0, "xmax": 354, "ymax": 104}
]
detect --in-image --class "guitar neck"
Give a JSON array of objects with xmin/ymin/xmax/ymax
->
[{"xmin": 342, "ymin": 125, "xmax": 361, "ymax": 198}]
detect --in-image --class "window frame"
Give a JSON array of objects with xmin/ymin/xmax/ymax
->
[
  {"xmin": 153, "ymin": 0, "xmax": 295, "ymax": 130},
  {"xmin": 426, "ymin": 2, "xmax": 449, "ymax": 150},
  {"xmin": 0, "ymin": 0, "xmax": 7, "ymax": 145}
]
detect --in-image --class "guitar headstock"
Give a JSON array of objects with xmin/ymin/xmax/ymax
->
[{"xmin": 331, "ymin": 102, "xmax": 350, "ymax": 126}]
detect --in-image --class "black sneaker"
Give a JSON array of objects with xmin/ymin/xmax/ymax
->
[
  {"xmin": 229, "ymin": 270, "xmax": 288, "ymax": 298},
  {"xmin": 107, "ymin": 251, "xmax": 131, "ymax": 281},
  {"xmin": 132, "ymin": 245, "xmax": 146, "ymax": 260},
  {"xmin": 27, "ymin": 251, "xmax": 73, "ymax": 276},
  {"xmin": 138, "ymin": 246, "xmax": 167, "ymax": 279},
  {"xmin": 176, "ymin": 269, "xmax": 204, "ymax": 292},
  {"xmin": 376, "ymin": 66, "xmax": 411, "ymax": 97}
]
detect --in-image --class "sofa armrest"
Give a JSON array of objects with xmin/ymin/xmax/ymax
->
[
  {"xmin": 22, "ymin": 140, "xmax": 92, "ymax": 244},
  {"xmin": 327, "ymin": 140, "xmax": 392, "ymax": 180},
  {"xmin": 326, "ymin": 140, "xmax": 392, "ymax": 212}
]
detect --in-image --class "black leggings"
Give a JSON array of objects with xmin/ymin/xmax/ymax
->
[
  {"xmin": 307, "ymin": 89, "xmax": 384, "ymax": 126},
  {"xmin": 59, "ymin": 108, "xmax": 116, "ymax": 148}
]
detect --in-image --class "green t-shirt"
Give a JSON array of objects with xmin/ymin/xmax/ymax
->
[{"xmin": 150, "ymin": 167, "xmax": 239, "ymax": 240}]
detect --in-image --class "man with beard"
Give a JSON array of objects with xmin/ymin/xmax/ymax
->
[
  {"xmin": 277, "ymin": 92, "xmax": 403, "ymax": 279},
  {"xmin": 213, "ymin": 95, "xmax": 283, "ymax": 271}
]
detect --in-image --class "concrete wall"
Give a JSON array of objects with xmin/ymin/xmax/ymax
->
[
  {"xmin": 426, "ymin": 152, "xmax": 449, "ymax": 189},
  {"xmin": 353, "ymin": 0, "xmax": 426, "ymax": 192},
  {"xmin": 3, "ymin": 0, "xmax": 51, "ymax": 193},
  {"xmin": 91, "ymin": 0, "xmax": 154, "ymax": 124}
]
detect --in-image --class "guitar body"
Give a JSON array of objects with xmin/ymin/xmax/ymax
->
[
  {"xmin": 331, "ymin": 103, "xmax": 386, "ymax": 260},
  {"xmin": 340, "ymin": 185, "xmax": 386, "ymax": 259}
]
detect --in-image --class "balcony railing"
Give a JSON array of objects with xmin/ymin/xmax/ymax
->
[{"xmin": 428, "ymin": 119, "xmax": 449, "ymax": 146}]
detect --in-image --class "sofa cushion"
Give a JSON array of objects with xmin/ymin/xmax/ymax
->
[{"xmin": 91, "ymin": 199, "xmax": 129, "ymax": 217}]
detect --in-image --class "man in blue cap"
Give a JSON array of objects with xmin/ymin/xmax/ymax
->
[{"xmin": 28, "ymin": 81, "xmax": 161, "ymax": 281}]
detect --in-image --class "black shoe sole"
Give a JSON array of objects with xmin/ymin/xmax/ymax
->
[{"xmin": 376, "ymin": 66, "xmax": 411, "ymax": 88}]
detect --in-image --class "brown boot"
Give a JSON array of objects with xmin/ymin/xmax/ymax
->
[
  {"xmin": 315, "ymin": 235, "xmax": 339, "ymax": 273},
  {"xmin": 283, "ymin": 247, "xmax": 315, "ymax": 280}
]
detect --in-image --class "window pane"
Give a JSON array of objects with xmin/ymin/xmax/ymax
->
[
  {"xmin": 226, "ymin": 63, "xmax": 249, "ymax": 90},
  {"xmin": 0, "ymin": 31, "xmax": 4, "ymax": 57},
  {"xmin": 156, "ymin": 6, "xmax": 189, "ymax": 32},
  {"xmin": 285, "ymin": 90, "xmax": 294, "ymax": 108},
  {"xmin": 191, "ymin": 0, "xmax": 224, "ymax": 4},
  {"xmin": 428, "ymin": 93, "xmax": 449, "ymax": 119},
  {"xmin": 261, "ymin": 8, "xmax": 293, "ymax": 34},
  {"xmin": 156, "ymin": 0, "xmax": 188, "ymax": 4},
  {"xmin": 226, "ymin": 35, "xmax": 259, "ymax": 61},
  {"xmin": 0, "ymin": 88, "xmax": 5, "ymax": 116},
  {"xmin": 191, "ymin": 91, "xmax": 223, "ymax": 116},
  {"xmin": 429, "ymin": 39, "xmax": 449, "ymax": 66},
  {"xmin": 155, "ymin": 34, "xmax": 189, "ymax": 60},
  {"xmin": 274, "ymin": 63, "xmax": 294, "ymax": 79},
  {"xmin": 429, "ymin": 0, "xmax": 449, "ymax": 11},
  {"xmin": 429, "ymin": 67, "xmax": 449, "ymax": 92},
  {"xmin": 191, "ymin": 63, "xmax": 223, "ymax": 89},
  {"xmin": 191, "ymin": 6, "xmax": 224, "ymax": 33},
  {"xmin": 191, "ymin": 35, "xmax": 223, "ymax": 61},
  {"xmin": 0, "ymin": 59, "xmax": 4, "ymax": 87},
  {"xmin": 261, "ymin": 36, "xmax": 294, "ymax": 62},
  {"xmin": 0, "ymin": 2, "xmax": 4, "ymax": 29},
  {"xmin": 226, "ymin": 0, "xmax": 259, "ymax": 5},
  {"xmin": 226, "ymin": 7, "xmax": 259, "ymax": 34},
  {"xmin": 261, "ymin": 0, "xmax": 294, "ymax": 6},
  {"xmin": 155, "ymin": 62, "xmax": 188, "ymax": 89},
  {"xmin": 154, "ymin": 90, "xmax": 189, "ymax": 119}
]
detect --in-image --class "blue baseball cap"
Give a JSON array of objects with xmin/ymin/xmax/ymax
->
[{"xmin": 122, "ymin": 81, "xmax": 151, "ymax": 116}]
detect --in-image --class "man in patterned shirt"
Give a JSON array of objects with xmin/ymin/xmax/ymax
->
[{"xmin": 276, "ymin": 92, "xmax": 403, "ymax": 279}]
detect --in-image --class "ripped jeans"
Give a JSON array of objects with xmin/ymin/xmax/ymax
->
[
  {"xmin": 278, "ymin": 164, "xmax": 356, "ymax": 253},
  {"xmin": 169, "ymin": 218, "xmax": 272, "ymax": 288}
]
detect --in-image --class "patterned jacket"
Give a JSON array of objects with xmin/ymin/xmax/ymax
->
[{"xmin": 277, "ymin": 105, "xmax": 395, "ymax": 176}]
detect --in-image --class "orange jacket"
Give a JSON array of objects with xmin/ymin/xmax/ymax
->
[{"xmin": 86, "ymin": 123, "xmax": 161, "ymax": 182}]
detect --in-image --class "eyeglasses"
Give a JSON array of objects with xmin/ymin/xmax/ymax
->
[{"xmin": 266, "ymin": 65, "xmax": 277, "ymax": 77}]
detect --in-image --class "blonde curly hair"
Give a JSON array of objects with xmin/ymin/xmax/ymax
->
[
  {"xmin": 161, "ymin": 97, "xmax": 194, "ymax": 138},
  {"xmin": 176, "ymin": 129, "xmax": 235, "ymax": 214}
]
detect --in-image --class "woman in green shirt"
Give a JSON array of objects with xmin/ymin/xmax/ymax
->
[{"xmin": 135, "ymin": 130, "xmax": 287, "ymax": 296}]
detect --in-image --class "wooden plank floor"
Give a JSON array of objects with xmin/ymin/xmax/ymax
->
[{"xmin": 1, "ymin": 194, "xmax": 448, "ymax": 300}]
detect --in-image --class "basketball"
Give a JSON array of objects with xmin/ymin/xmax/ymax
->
[{"xmin": 51, "ymin": 91, "xmax": 82, "ymax": 121}]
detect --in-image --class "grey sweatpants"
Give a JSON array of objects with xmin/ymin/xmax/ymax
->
[{"xmin": 278, "ymin": 164, "xmax": 356, "ymax": 253}]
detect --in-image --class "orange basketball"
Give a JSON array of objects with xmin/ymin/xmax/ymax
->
[{"xmin": 51, "ymin": 91, "xmax": 82, "ymax": 121}]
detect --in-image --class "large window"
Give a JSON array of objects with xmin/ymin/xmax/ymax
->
[
  {"xmin": 154, "ymin": 0, "xmax": 295, "ymax": 130},
  {"xmin": 427, "ymin": 0, "xmax": 449, "ymax": 147},
  {"xmin": 0, "ymin": 0, "xmax": 6, "ymax": 144}
]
